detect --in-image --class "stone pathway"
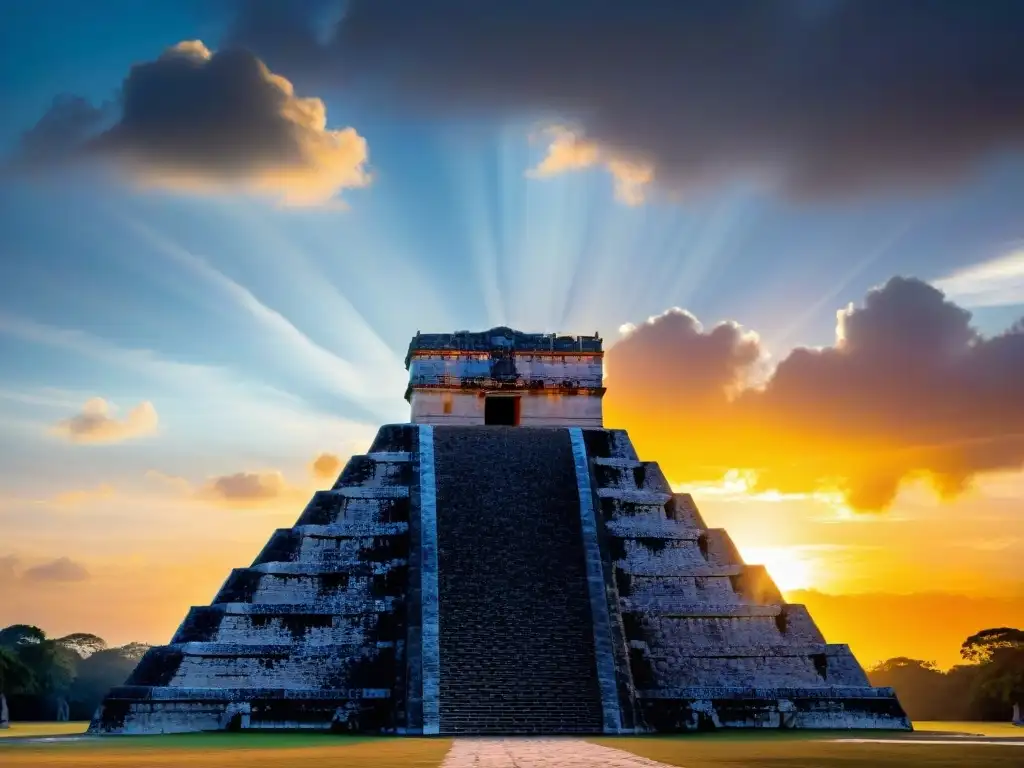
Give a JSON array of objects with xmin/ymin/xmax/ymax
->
[{"xmin": 440, "ymin": 738, "xmax": 678, "ymax": 768}]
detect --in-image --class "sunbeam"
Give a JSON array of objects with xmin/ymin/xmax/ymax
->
[{"xmin": 114, "ymin": 214, "xmax": 406, "ymax": 418}]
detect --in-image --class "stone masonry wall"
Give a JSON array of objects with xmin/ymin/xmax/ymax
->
[
  {"xmin": 89, "ymin": 425, "xmax": 420, "ymax": 735},
  {"xmin": 581, "ymin": 427, "xmax": 910, "ymax": 731}
]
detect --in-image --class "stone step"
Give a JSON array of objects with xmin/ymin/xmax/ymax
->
[
  {"xmin": 581, "ymin": 428, "xmax": 638, "ymax": 461},
  {"xmin": 172, "ymin": 641, "xmax": 394, "ymax": 656},
  {"xmin": 638, "ymin": 685, "xmax": 901, "ymax": 700},
  {"xmin": 431, "ymin": 426, "xmax": 606, "ymax": 734},
  {"xmin": 248, "ymin": 561, "xmax": 407, "ymax": 575},
  {"xmin": 103, "ymin": 685, "xmax": 390, "ymax": 701},
  {"xmin": 597, "ymin": 488, "xmax": 672, "ymax": 505},
  {"xmin": 621, "ymin": 600, "xmax": 782, "ymax": 617},
  {"xmin": 615, "ymin": 562, "xmax": 744, "ymax": 577},
  {"xmin": 366, "ymin": 451, "xmax": 413, "ymax": 463},
  {"xmin": 212, "ymin": 567, "xmax": 407, "ymax": 605},
  {"xmin": 252, "ymin": 528, "xmax": 411, "ymax": 568},
  {"xmin": 212, "ymin": 600, "xmax": 399, "ymax": 615},
  {"xmin": 172, "ymin": 605, "xmax": 401, "ymax": 645},
  {"xmin": 638, "ymin": 645, "xmax": 830, "ymax": 659},
  {"xmin": 329, "ymin": 454, "xmax": 414, "ymax": 491},
  {"xmin": 591, "ymin": 461, "xmax": 672, "ymax": 494},
  {"xmin": 296, "ymin": 491, "xmax": 411, "ymax": 526},
  {"xmin": 605, "ymin": 519, "xmax": 701, "ymax": 539}
]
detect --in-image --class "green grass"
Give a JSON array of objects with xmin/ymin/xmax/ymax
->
[{"xmin": 1, "ymin": 723, "xmax": 1020, "ymax": 767}]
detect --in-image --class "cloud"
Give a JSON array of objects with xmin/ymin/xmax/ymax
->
[
  {"xmin": 605, "ymin": 277, "xmax": 1024, "ymax": 510},
  {"xmin": 144, "ymin": 449, "xmax": 352, "ymax": 509},
  {"xmin": 310, "ymin": 452, "xmax": 343, "ymax": 480},
  {"xmin": 52, "ymin": 484, "xmax": 117, "ymax": 507},
  {"xmin": 932, "ymin": 249, "xmax": 1024, "ymax": 308},
  {"xmin": 196, "ymin": 471, "xmax": 299, "ymax": 505},
  {"xmin": 527, "ymin": 126, "xmax": 653, "ymax": 205},
  {"xmin": 0, "ymin": 555, "xmax": 18, "ymax": 582},
  {"xmin": 13, "ymin": 40, "xmax": 370, "ymax": 206},
  {"xmin": 146, "ymin": 464, "xmax": 312, "ymax": 509},
  {"xmin": 21, "ymin": 557, "xmax": 90, "ymax": 583},
  {"xmin": 232, "ymin": 1, "xmax": 1024, "ymax": 199},
  {"xmin": 51, "ymin": 398, "xmax": 158, "ymax": 444}
]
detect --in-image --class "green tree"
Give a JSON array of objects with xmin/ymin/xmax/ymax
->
[{"xmin": 961, "ymin": 627, "xmax": 1024, "ymax": 724}]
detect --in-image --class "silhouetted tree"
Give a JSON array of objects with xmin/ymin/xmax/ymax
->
[
  {"xmin": 54, "ymin": 633, "xmax": 107, "ymax": 658},
  {"xmin": 961, "ymin": 627, "xmax": 1024, "ymax": 724},
  {"xmin": 0, "ymin": 625, "xmax": 152, "ymax": 723},
  {"xmin": 867, "ymin": 657, "xmax": 949, "ymax": 720},
  {"xmin": 0, "ymin": 647, "xmax": 34, "ymax": 728}
]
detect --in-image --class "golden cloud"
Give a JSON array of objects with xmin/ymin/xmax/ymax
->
[
  {"xmin": 310, "ymin": 452, "xmax": 343, "ymax": 481},
  {"xmin": 605, "ymin": 277, "xmax": 1024, "ymax": 511},
  {"xmin": 51, "ymin": 398, "xmax": 158, "ymax": 444},
  {"xmin": 194, "ymin": 470, "xmax": 305, "ymax": 507},
  {"xmin": 528, "ymin": 126, "xmax": 653, "ymax": 205}
]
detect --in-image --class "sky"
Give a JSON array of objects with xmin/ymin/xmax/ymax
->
[{"xmin": 1, "ymin": 0, "xmax": 1023, "ymax": 671}]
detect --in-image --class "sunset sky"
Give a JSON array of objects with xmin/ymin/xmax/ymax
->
[{"xmin": 1, "ymin": 1, "xmax": 1023, "ymax": 671}]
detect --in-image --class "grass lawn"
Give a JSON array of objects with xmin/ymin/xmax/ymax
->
[
  {"xmin": 593, "ymin": 729, "xmax": 1023, "ymax": 768},
  {"xmin": 0, "ymin": 732, "xmax": 453, "ymax": 767}
]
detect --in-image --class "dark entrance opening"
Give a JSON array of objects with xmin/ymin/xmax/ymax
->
[{"xmin": 484, "ymin": 396, "xmax": 519, "ymax": 426}]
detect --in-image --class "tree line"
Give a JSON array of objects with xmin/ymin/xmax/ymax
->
[
  {"xmin": 1, "ymin": 623, "xmax": 1021, "ymax": 726},
  {"xmin": 0, "ymin": 624, "xmax": 149, "ymax": 724},
  {"xmin": 867, "ymin": 627, "xmax": 1024, "ymax": 723}
]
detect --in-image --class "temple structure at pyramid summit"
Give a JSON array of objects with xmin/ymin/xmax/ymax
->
[{"xmin": 90, "ymin": 327, "xmax": 910, "ymax": 735}]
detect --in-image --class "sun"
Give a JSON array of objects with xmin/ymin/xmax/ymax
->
[{"xmin": 739, "ymin": 546, "xmax": 815, "ymax": 593}]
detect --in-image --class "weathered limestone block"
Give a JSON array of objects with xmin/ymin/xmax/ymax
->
[
  {"xmin": 730, "ymin": 565, "xmax": 784, "ymax": 605},
  {"xmin": 614, "ymin": 538, "xmax": 712, "ymax": 573},
  {"xmin": 331, "ymin": 455, "xmax": 413, "ymax": 491},
  {"xmin": 582, "ymin": 428, "xmax": 639, "ymax": 461},
  {"xmin": 191, "ymin": 614, "xmax": 370, "ymax": 646},
  {"xmin": 620, "ymin": 599, "xmax": 781, "ymax": 618},
  {"xmin": 91, "ymin": 422, "xmax": 418, "ymax": 736},
  {"xmin": 605, "ymin": 517, "xmax": 700, "ymax": 540},
  {"xmin": 627, "ymin": 575, "xmax": 741, "ymax": 602},
  {"xmin": 595, "ymin": 427, "xmax": 908, "ymax": 731},
  {"xmin": 89, "ymin": 384, "xmax": 907, "ymax": 735},
  {"xmin": 669, "ymin": 493, "xmax": 708, "ymax": 529},
  {"xmin": 592, "ymin": 461, "xmax": 672, "ymax": 494},
  {"xmin": 702, "ymin": 529, "xmax": 744, "ymax": 567},
  {"xmin": 775, "ymin": 605, "xmax": 827, "ymax": 644},
  {"xmin": 641, "ymin": 616, "xmax": 793, "ymax": 650}
]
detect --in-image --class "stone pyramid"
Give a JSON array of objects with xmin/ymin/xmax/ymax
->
[{"xmin": 90, "ymin": 328, "xmax": 909, "ymax": 734}]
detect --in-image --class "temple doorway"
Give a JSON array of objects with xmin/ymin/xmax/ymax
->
[{"xmin": 484, "ymin": 396, "xmax": 519, "ymax": 425}]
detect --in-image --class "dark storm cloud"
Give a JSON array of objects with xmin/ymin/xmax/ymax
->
[
  {"xmin": 231, "ymin": 0, "xmax": 1024, "ymax": 197},
  {"xmin": 13, "ymin": 40, "xmax": 369, "ymax": 204},
  {"xmin": 605, "ymin": 277, "xmax": 1024, "ymax": 510}
]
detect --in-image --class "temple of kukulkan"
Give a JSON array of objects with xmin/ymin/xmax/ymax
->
[{"xmin": 90, "ymin": 327, "xmax": 909, "ymax": 735}]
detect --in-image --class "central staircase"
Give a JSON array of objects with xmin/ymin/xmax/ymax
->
[{"xmin": 432, "ymin": 426, "xmax": 604, "ymax": 734}]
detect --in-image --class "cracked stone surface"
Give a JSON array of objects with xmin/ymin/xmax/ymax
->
[{"xmin": 439, "ymin": 738, "xmax": 678, "ymax": 767}]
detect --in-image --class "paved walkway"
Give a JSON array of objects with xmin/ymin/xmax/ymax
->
[{"xmin": 440, "ymin": 738, "xmax": 677, "ymax": 768}]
